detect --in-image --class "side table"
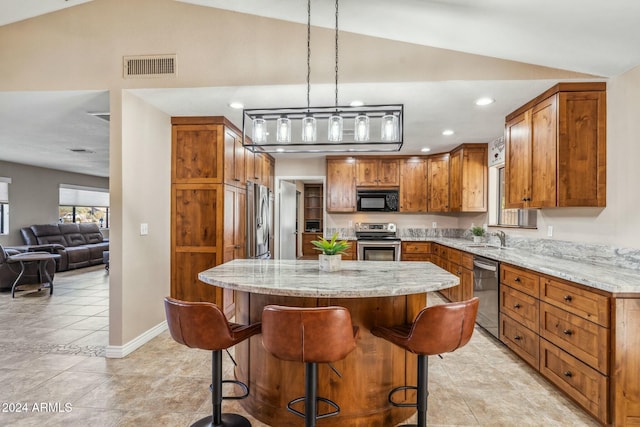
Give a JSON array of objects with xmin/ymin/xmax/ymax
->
[{"xmin": 6, "ymin": 252, "xmax": 61, "ymax": 298}]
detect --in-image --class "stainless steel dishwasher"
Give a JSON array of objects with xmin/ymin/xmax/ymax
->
[{"xmin": 473, "ymin": 256, "xmax": 500, "ymax": 338}]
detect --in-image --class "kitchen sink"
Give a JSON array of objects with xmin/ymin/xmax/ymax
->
[{"xmin": 465, "ymin": 244, "xmax": 512, "ymax": 250}]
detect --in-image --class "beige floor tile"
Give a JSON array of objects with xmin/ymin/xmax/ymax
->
[{"xmin": 0, "ymin": 267, "xmax": 604, "ymax": 426}]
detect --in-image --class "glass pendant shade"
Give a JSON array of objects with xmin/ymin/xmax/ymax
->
[
  {"xmin": 354, "ymin": 115, "xmax": 370, "ymax": 142},
  {"xmin": 276, "ymin": 117, "xmax": 291, "ymax": 143},
  {"xmin": 252, "ymin": 118, "xmax": 268, "ymax": 143},
  {"xmin": 328, "ymin": 115, "xmax": 343, "ymax": 142},
  {"xmin": 381, "ymin": 114, "xmax": 399, "ymax": 142},
  {"xmin": 301, "ymin": 116, "xmax": 317, "ymax": 142}
]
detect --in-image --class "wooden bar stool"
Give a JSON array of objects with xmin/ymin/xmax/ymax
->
[
  {"xmin": 261, "ymin": 305, "xmax": 359, "ymax": 427},
  {"xmin": 164, "ymin": 297, "xmax": 262, "ymax": 427},
  {"xmin": 371, "ymin": 297, "xmax": 479, "ymax": 427}
]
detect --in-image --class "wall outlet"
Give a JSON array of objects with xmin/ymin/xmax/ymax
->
[
  {"xmin": 432, "ymin": 222, "xmax": 437, "ymax": 229},
  {"xmin": 547, "ymin": 225, "xmax": 553, "ymax": 237},
  {"xmin": 140, "ymin": 223, "xmax": 149, "ymax": 235}
]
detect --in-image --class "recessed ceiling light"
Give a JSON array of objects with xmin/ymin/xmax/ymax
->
[
  {"xmin": 442, "ymin": 129, "xmax": 454, "ymax": 136},
  {"xmin": 350, "ymin": 100, "xmax": 364, "ymax": 107},
  {"xmin": 421, "ymin": 147, "xmax": 431, "ymax": 152},
  {"xmin": 475, "ymin": 97, "xmax": 495, "ymax": 106},
  {"xmin": 229, "ymin": 102, "xmax": 244, "ymax": 109}
]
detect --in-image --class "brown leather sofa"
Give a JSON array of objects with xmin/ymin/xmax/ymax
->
[
  {"xmin": 20, "ymin": 223, "xmax": 109, "ymax": 271},
  {"xmin": 0, "ymin": 245, "xmax": 56, "ymax": 291}
]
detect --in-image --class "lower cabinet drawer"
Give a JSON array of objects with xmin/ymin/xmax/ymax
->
[
  {"xmin": 539, "ymin": 339, "xmax": 609, "ymax": 424},
  {"xmin": 540, "ymin": 302, "xmax": 609, "ymax": 374},
  {"xmin": 401, "ymin": 253, "xmax": 430, "ymax": 261},
  {"xmin": 402, "ymin": 242, "xmax": 432, "ymax": 253},
  {"xmin": 501, "ymin": 285, "xmax": 539, "ymax": 332},
  {"xmin": 500, "ymin": 314, "xmax": 539, "ymax": 369}
]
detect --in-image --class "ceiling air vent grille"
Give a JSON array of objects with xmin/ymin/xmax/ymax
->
[{"xmin": 123, "ymin": 54, "xmax": 176, "ymax": 78}]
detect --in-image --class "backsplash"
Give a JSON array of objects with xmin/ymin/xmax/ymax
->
[
  {"xmin": 325, "ymin": 227, "xmax": 640, "ymax": 271},
  {"xmin": 504, "ymin": 236, "xmax": 640, "ymax": 271}
]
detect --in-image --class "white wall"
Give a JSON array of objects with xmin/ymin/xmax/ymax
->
[{"xmin": 116, "ymin": 91, "xmax": 171, "ymax": 345}]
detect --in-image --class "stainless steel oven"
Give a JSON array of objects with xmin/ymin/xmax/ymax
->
[{"xmin": 355, "ymin": 222, "xmax": 401, "ymax": 261}]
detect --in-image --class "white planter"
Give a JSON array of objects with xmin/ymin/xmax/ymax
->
[
  {"xmin": 473, "ymin": 236, "xmax": 483, "ymax": 243},
  {"xmin": 319, "ymin": 254, "xmax": 342, "ymax": 272}
]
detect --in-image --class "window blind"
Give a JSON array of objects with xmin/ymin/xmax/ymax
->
[{"xmin": 59, "ymin": 184, "xmax": 109, "ymax": 207}]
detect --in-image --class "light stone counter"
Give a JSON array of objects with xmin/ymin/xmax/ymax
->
[
  {"xmin": 402, "ymin": 237, "xmax": 640, "ymax": 294},
  {"xmin": 198, "ymin": 259, "xmax": 459, "ymax": 298}
]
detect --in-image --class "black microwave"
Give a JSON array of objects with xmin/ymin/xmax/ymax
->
[{"xmin": 356, "ymin": 189, "xmax": 399, "ymax": 212}]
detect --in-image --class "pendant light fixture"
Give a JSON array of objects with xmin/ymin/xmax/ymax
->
[{"xmin": 242, "ymin": 0, "xmax": 403, "ymax": 153}]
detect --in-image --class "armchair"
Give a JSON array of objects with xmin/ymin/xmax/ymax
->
[{"xmin": 0, "ymin": 245, "xmax": 56, "ymax": 292}]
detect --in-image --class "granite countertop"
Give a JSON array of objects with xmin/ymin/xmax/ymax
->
[
  {"xmin": 403, "ymin": 237, "xmax": 640, "ymax": 295},
  {"xmin": 198, "ymin": 259, "xmax": 459, "ymax": 298}
]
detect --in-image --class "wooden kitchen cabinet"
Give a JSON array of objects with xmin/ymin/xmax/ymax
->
[
  {"xmin": 399, "ymin": 157, "xmax": 427, "ymax": 212},
  {"xmin": 222, "ymin": 184, "xmax": 246, "ymax": 317},
  {"xmin": 505, "ymin": 83, "xmax": 606, "ymax": 208},
  {"xmin": 449, "ymin": 143, "xmax": 488, "ymax": 212},
  {"xmin": 356, "ymin": 158, "xmax": 399, "ymax": 187},
  {"xmin": 326, "ymin": 157, "xmax": 356, "ymax": 212},
  {"xmin": 301, "ymin": 232, "xmax": 320, "ymax": 257},
  {"xmin": 401, "ymin": 241, "xmax": 431, "ymax": 261},
  {"xmin": 224, "ymin": 127, "xmax": 246, "ymax": 187},
  {"xmin": 498, "ymin": 262, "xmax": 612, "ymax": 424},
  {"xmin": 427, "ymin": 153, "xmax": 450, "ymax": 212},
  {"xmin": 171, "ymin": 117, "xmax": 250, "ymax": 313}
]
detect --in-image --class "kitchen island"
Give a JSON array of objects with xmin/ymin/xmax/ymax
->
[{"xmin": 199, "ymin": 259, "xmax": 459, "ymax": 427}]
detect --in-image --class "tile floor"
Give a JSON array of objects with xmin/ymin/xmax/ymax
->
[{"xmin": 0, "ymin": 267, "xmax": 600, "ymax": 426}]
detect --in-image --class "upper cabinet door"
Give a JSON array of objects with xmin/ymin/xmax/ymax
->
[
  {"xmin": 326, "ymin": 158, "xmax": 356, "ymax": 212},
  {"xmin": 557, "ymin": 91, "xmax": 606, "ymax": 207},
  {"xmin": 505, "ymin": 110, "xmax": 532, "ymax": 209},
  {"xmin": 172, "ymin": 124, "xmax": 224, "ymax": 183},
  {"xmin": 356, "ymin": 158, "xmax": 399, "ymax": 187},
  {"xmin": 356, "ymin": 158, "xmax": 378, "ymax": 186},
  {"xmin": 224, "ymin": 128, "xmax": 246, "ymax": 186},
  {"xmin": 427, "ymin": 153, "xmax": 450, "ymax": 212},
  {"xmin": 378, "ymin": 159, "xmax": 400, "ymax": 186},
  {"xmin": 399, "ymin": 158, "xmax": 427, "ymax": 212},
  {"xmin": 530, "ymin": 95, "xmax": 557, "ymax": 208}
]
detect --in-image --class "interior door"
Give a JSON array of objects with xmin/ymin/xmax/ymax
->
[{"xmin": 279, "ymin": 180, "xmax": 298, "ymax": 260}]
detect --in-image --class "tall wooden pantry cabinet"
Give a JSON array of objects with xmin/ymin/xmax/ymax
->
[{"xmin": 171, "ymin": 116, "xmax": 273, "ymax": 318}]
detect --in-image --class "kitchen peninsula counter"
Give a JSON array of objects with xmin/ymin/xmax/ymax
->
[
  {"xmin": 198, "ymin": 259, "xmax": 459, "ymax": 427},
  {"xmin": 198, "ymin": 258, "xmax": 459, "ymax": 297}
]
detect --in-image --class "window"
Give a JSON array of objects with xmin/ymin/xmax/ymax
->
[
  {"xmin": 0, "ymin": 178, "xmax": 10, "ymax": 235},
  {"xmin": 59, "ymin": 185, "xmax": 110, "ymax": 228},
  {"xmin": 489, "ymin": 166, "xmax": 537, "ymax": 228}
]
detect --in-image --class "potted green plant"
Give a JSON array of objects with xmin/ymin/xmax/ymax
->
[
  {"xmin": 311, "ymin": 232, "xmax": 351, "ymax": 272},
  {"xmin": 471, "ymin": 226, "xmax": 485, "ymax": 243}
]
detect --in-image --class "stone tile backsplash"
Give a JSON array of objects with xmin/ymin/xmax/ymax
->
[{"xmin": 325, "ymin": 226, "xmax": 640, "ymax": 271}]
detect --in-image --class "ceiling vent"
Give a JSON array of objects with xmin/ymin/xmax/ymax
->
[{"xmin": 123, "ymin": 54, "xmax": 176, "ymax": 78}]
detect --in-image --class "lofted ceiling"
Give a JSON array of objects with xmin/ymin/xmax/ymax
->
[{"xmin": 2, "ymin": 0, "xmax": 640, "ymax": 177}]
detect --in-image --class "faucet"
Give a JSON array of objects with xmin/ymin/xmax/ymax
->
[{"xmin": 494, "ymin": 230, "xmax": 506, "ymax": 247}]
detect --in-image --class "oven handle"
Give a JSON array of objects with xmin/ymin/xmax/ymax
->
[
  {"xmin": 473, "ymin": 260, "xmax": 498, "ymax": 271},
  {"xmin": 357, "ymin": 241, "xmax": 401, "ymax": 247}
]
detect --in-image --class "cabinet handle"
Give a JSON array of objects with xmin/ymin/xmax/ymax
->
[
  {"xmin": 563, "ymin": 371, "xmax": 573, "ymax": 378},
  {"xmin": 522, "ymin": 197, "xmax": 527, "ymax": 202},
  {"xmin": 514, "ymin": 335, "xmax": 522, "ymax": 341},
  {"xmin": 563, "ymin": 295, "xmax": 573, "ymax": 302},
  {"xmin": 563, "ymin": 329, "xmax": 573, "ymax": 336},
  {"xmin": 513, "ymin": 303, "xmax": 521, "ymax": 309},
  {"xmin": 234, "ymin": 178, "xmax": 240, "ymax": 182},
  {"xmin": 514, "ymin": 277, "xmax": 521, "ymax": 283}
]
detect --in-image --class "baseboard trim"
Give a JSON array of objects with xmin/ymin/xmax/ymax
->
[{"xmin": 105, "ymin": 320, "xmax": 167, "ymax": 358}]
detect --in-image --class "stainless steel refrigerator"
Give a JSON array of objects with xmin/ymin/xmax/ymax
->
[{"xmin": 247, "ymin": 182, "xmax": 272, "ymax": 259}]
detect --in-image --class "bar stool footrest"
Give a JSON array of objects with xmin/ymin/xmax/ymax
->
[
  {"xmin": 389, "ymin": 385, "xmax": 428, "ymax": 408},
  {"xmin": 287, "ymin": 396, "xmax": 340, "ymax": 420},
  {"xmin": 208, "ymin": 380, "xmax": 250, "ymax": 400}
]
